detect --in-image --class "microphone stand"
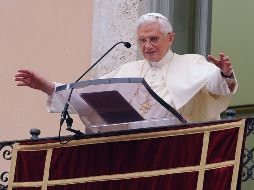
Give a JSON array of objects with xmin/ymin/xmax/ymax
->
[{"xmin": 59, "ymin": 41, "xmax": 131, "ymax": 139}]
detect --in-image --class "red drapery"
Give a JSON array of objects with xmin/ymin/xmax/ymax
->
[{"xmin": 8, "ymin": 119, "xmax": 245, "ymax": 190}]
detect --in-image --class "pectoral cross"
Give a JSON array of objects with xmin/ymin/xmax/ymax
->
[{"xmin": 139, "ymin": 95, "xmax": 155, "ymax": 116}]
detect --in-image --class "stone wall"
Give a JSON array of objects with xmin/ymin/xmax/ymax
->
[{"xmin": 91, "ymin": 0, "xmax": 150, "ymax": 78}]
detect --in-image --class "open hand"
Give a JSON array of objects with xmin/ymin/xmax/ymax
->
[
  {"xmin": 207, "ymin": 53, "xmax": 233, "ymax": 77},
  {"xmin": 15, "ymin": 69, "xmax": 55, "ymax": 95}
]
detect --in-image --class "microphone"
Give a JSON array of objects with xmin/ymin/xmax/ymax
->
[{"xmin": 60, "ymin": 41, "xmax": 131, "ymax": 127}]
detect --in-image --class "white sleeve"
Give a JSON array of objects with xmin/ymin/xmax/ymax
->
[
  {"xmin": 206, "ymin": 69, "xmax": 237, "ymax": 96},
  {"xmin": 46, "ymin": 82, "xmax": 77, "ymax": 113}
]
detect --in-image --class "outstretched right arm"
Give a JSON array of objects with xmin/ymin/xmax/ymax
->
[
  {"xmin": 15, "ymin": 69, "xmax": 55, "ymax": 95},
  {"xmin": 15, "ymin": 69, "xmax": 82, "ymax": 113}
]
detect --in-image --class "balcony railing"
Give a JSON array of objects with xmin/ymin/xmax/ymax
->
[{"xmin": 1, "ymin": 117, "xmax": 254, "ymax": 189}]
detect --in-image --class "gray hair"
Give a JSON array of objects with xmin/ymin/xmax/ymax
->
[{"xmin": 137, "ymin": 13, "xmax": 173, "ymax": 34}]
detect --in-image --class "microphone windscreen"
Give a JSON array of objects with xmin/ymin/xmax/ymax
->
[{"xmin": 124, "ymin": 42, "xmax": 131, "ymax": 48}]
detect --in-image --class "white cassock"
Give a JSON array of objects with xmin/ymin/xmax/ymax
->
[{"xmin": 47, "ymin": 50, "xmax": 237, "ymax": 123}]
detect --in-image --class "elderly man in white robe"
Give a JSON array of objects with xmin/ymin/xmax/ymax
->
[{"xmin": 15, "ymin": 13, "xmax": 237, "ymax": 123}]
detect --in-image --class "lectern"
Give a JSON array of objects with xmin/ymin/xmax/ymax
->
[{"xmin": 55, "ymin": 78, "xmax": 186, "ymax": 133}]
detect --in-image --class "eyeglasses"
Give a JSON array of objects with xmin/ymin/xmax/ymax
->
[{"xmin": 138, "ymin": 37, "xmax": 160, "ymax": 45}]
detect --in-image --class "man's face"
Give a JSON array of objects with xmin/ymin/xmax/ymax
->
[{"xmin": 137, "ymin": 22, "xmax": 173, "ymax": 62}]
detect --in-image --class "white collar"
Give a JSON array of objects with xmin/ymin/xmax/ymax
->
[{"xmin": 149, "ymin": 50, "xmax": 174, "ymax": 68}]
